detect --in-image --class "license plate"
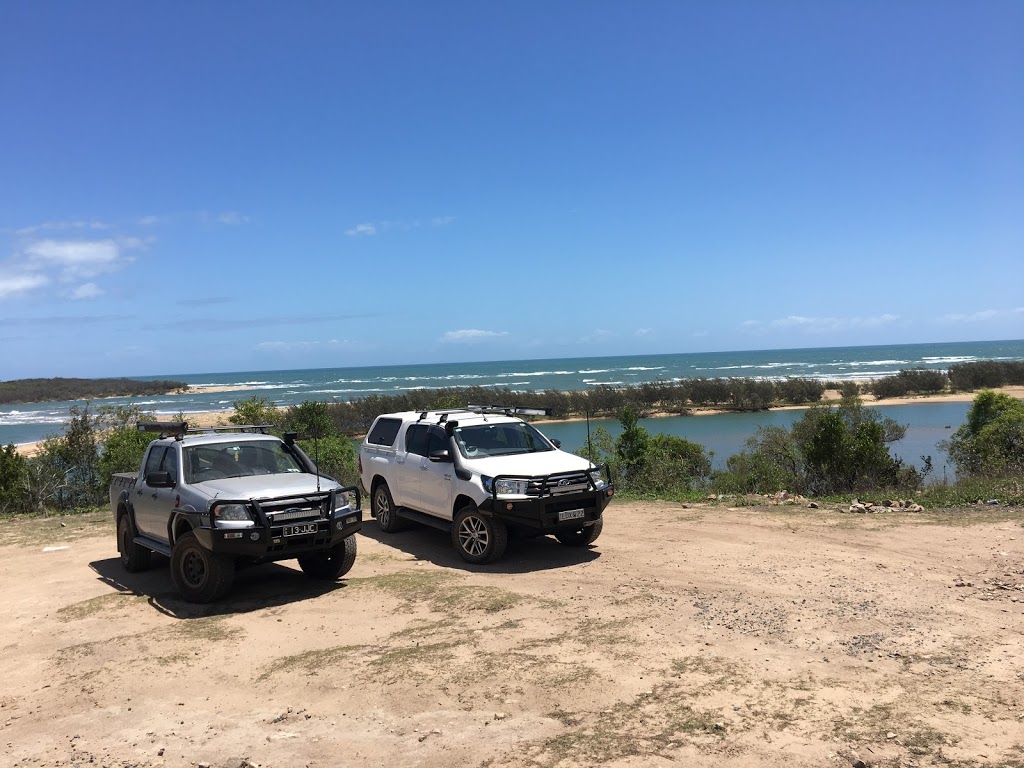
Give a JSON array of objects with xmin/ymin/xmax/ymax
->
[
  {"xmin": 283, "ymin": 522, "xmax": 318, "ymax": 536},
  {"xmin": 558, "ymin": 508, "xmax": 586, "ymax": 521}
]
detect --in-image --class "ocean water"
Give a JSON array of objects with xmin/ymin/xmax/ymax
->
[{"xmin": 3, "ymin": 340, "xmax": 1022, "ymax": 471}]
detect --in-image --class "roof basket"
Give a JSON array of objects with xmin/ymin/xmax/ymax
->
[{"xmin": 467, "ymin": 404, "xmax": 552, "ymax": 417}]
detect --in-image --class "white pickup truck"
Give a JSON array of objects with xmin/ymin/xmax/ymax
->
[{"xmin": 358, "ymin": 407, "xmax": 614, "ymax": 563}]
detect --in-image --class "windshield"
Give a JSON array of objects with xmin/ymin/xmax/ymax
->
[
  {"xmin": 185, "ymin": 440, "xmax": 305, "ymax": 483},
  {"xmin": 453, "ymin": 422, "xmax": 555, "ymax": 459}
]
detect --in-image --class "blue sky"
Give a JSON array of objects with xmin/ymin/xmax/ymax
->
[{"xmin": 1, "ymin": 1, "xmax": 1022, "ymax": 379}]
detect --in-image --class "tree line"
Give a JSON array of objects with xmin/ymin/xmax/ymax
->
[
  {"xmin": 3, "ymin": 384, "xmax": 1022, "ymax": 517},
  {"xmin": 0, "ymin": 377, "xmax": 189, "ymax": 405}
]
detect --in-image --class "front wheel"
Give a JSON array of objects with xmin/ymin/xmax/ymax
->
[
  {"xmin": 118, "ymin": 513, "xmax": 151, "ymax": 573},
  {"xmin": 373, "ymin": 482, "xmax": 406, "ymax": 533},
  {"xmin": 452, "ymin": 506, "xmax": 508, "ymax": 564},
  {"xmin": 298, "ymin": 535, "xmax": 357, "ymax": 580},
  {"xmin": 555, "ymin": 517, "xmax": 604, "ymax": 547},
  {"xmin": 170, "ymin": 531, "xmax": 235, "ymax": 603}
]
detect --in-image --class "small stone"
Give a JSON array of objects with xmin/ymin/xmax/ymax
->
[
  {"xmin": 886, "ymin": 731, "xmax": 896, "ymax": 739},
  {"xmin": 493, "ymin": 712, "xmax": 508, "ymax": 721}
]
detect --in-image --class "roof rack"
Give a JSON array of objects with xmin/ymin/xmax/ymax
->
[
  {"xmin": 137, "ymin": 421, "xmax": 273, "ymax": 439},
  {"xmin": 416, "ymin": 405, "xmax": 551, "ymax": 423}
]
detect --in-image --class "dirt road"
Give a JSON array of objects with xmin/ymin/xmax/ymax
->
[{"xmin": 1, "ymin": 501, "xmax": 1022, "ymax": 768}]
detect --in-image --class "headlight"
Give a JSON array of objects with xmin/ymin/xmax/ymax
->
[
  {"xmin": 481, "ymin": 476, "xmax": 529, "ymax": 496},
  {"xmin": 213, "ymin": 503, "xmax": 253, "ymax": 527},
  {"xmin": 333, "ymin": 491, "xmax": 352, "ymax": 513},
  {"xmin": 588, "ymin": 469, "xmax": 607, "ymax": 490},
  {"xmin": 494, "ymin": 478, "xmax": 529, "ymax": 496}
]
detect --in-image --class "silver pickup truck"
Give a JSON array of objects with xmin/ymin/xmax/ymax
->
[{"xmin": 111, "ymin": 422, "xmax": 362, "ymax": 602}]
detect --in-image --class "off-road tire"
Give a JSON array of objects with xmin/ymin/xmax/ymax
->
[
  {"xmin": 452, "ymin": 506, "xmax": 508, "ymax": 564},
  {"xmin": 170, "ymin": 531, "xmax": 235, "ymax": 603},
  {"xmin": 298, "ymin": 535, "xmax": 357, "ymax": 580},
  {"xmin": 373, "ymin": 482, "xmax": 406, "ymax": 532},
  {"xmin": 118, "ymin": 512, "xmax": 152, "ymax": 572},
  {"xmin": 555, "ymin": 517, "xmax": 604, "ymax": 547}
]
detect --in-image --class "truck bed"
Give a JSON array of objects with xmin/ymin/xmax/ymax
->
[{"xmin": 109, "ymin": 472, "xmax": 138, "ymax": 511}]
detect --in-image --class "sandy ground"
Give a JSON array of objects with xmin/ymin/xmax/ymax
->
[{"xmin": 1, "ymin": 501, "xmax": 1022, "ymax": 768}]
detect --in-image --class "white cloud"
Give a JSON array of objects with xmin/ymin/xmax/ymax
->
[
  {"xmin": 256, "ymin": 339, "xmax": 355, "ymax": 352},
  {"xmin": 23, "ymin": 237, "xmax": 139, "ymax": 281},
  {"xmin": 743, "ymin": 314, "xmax": 901, "ymax": 333},
  {"xmin": 634, "ymin": 328, "xmax": 653, "ymax": 337},
  {"xmin": 138, "ymin": 215, "xmax": 163, "ymax": 226},
  {"xmin": 941, "ymin": 307, "xmax": 1024, "ymax": 323},
  {"xmin": 0, "ymin": 273, "xmax": 49, "ymax": 299},
  {"xmin": 26, "ymin": 238, "xmax": 119, "ymax": 267},
  {"xmin": 345, "ymin": 216, "xmax": 455, "ymax": 237},
  {"xmin": 345, "ymin": 223, "xmax": 377, "ymax": 237},
  {"xmin": 198, "ymin": 210, "xmax": 251, "ymax": 226},
  {"xmin": 579, "ymin": 329, "xmax": 614, "ymax": 344},
  {"xmin": 14, "ymin": 220, "xmax": 108, "ymax": 236},
  {"xmin": 440, "ymin": 329, "xmax": 509, "ymax": 343},
  {"xmin": 215, "ymin": 211, "xmax": 250, "ymax": 225},
  {"xmin": 70, "ymin": 283, "xmax": 102, "ymax": 300}
]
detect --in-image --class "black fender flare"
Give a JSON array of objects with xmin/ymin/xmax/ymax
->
[{"xmin": 168, "ymin": 508, "xmax": 204, "ymax": 546}]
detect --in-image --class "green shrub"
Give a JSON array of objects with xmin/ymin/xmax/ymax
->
[
  {"xmin": 943, "ymin": 390, "xmax": 1024, "ymax": 477},
  {"xmin": 870, "ymin": 369, "xmax": 947, "ymax": 398},
  {"xmin": 0, "ymin": 444, "xmax": 28, "ymax": 515},
  {"xmin": 230, "ymin": 395, "xmax": 282, "ymax": 428}
]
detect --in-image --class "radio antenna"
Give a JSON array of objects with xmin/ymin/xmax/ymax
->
[{"xmin": 586, "ymin": 407, "xmax": 593, "ymax": 464}]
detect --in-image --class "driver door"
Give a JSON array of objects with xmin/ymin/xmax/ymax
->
[{"xmin": 134, "ymin": 445, "xmax": 178, "ymax": 541}]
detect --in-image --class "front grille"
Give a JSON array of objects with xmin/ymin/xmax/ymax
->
[
  {"xmin": 258, "ymin": 494, "xmax": 331, "ymax": 524},
  {"xmin": 525, "ymin": 471, "xmax": 591, "ymax": 497}
]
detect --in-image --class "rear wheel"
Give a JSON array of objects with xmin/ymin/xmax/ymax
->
[
  {"xmin": 555, "ymin": 517, "xmax": 604, "ymax": 547},
  {"xmin": 118, "ymin": 513, "xmax": 152, "ymax": 572},
  {"xmin": 298, "ymin": 535, "xmax": 357, "ymax": 580},
  {"xmin": 452, "ymin": 506, "xmax": 508, "ymax": 564},
  {"xmin": 373, "ymin": 482, "xmax": 406, "ymax": 532},
  {"xmin": 170, "ymin": 531, "xmax": 235, "ymax": 603}
]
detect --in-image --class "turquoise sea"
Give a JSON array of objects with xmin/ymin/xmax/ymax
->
[{"xmin": 4, "ymin": 340, "xmax": 1023, "ymax": 476}]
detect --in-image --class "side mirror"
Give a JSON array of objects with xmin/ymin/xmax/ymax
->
[
  {"xmin": 429, "ymin": 449, "xmax": 452, "ymax": 463},
  {"xmin": 551, "ymin": 438, "xmax": 561, "ymax": 448},
  {"xmin": 145, "ymin": 471, "xmax": 175, "ymax": 488}
]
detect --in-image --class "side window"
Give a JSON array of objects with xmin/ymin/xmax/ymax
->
[
  {"xmin": 162, "ymin": 447, "xmax": 179, "ymax": 481},
  {"xmin": 405, "ymin": 424, "xmax": 430, "ymax": 457},
  {"xmin": 368, "ymin": 418, "xmax": 402, "ymax": 446},
  {"xmin": 144, "ymin": 446, "xmax": 166, "ymax": 477},
  {"xmin": 427, "ymin": 428, "xmax": 448, "ymax": 456}
]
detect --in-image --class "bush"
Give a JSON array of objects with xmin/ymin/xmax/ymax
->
[
  {"xmin": 712, "ymin": 397, "xmax": 925, "ymax": 496},
  {"xmin": 0, "ymin": 444, "xmax": 28, "ymax": 515},
  {"xmin": 230, "ymin": 395, "xmax": 282, "ymax": 428},
  {"xmin": 298, "ymin": 435, "xmax": 359, "ymax": 487},
  {"xmin": 716, "ymin": 426, "xmax": 801, "ymax": 494},
  {"xmin": 943, "ymin": 390, "xmax": 1024, "ymax": 477},
  {"xmin": 98, "ymin": 427, "xmax": 154, "ymax": 491},
  {"xmin": 870, "ymin": 369, "xmax": 947, "ymax": 399},
  {"xmin": 948, "ymin": 361, "xmax": 1024, "ymax": 392}
]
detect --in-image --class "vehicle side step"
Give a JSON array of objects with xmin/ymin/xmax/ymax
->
[
  {"xmin": 395, "ymin": 507, "xmax": 452, "ymax": 532},
  {"xmin": 134, "ymin": 535, "xmax": 172, "ymax": 557}
]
